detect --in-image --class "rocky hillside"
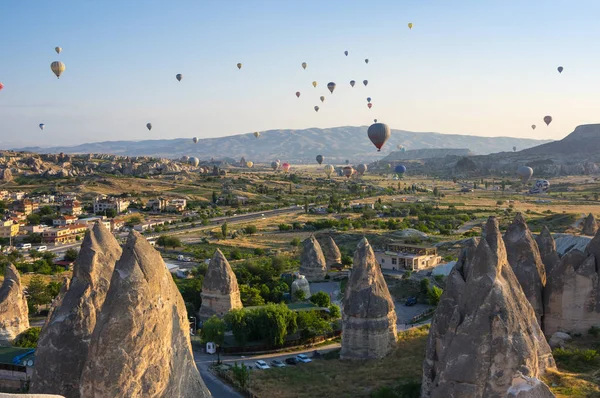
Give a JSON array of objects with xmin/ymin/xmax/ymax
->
[{"xmin": 14, "ymin": 126, "xmax": 549, "ymax": 163}]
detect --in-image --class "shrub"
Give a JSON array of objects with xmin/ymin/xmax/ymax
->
[
  {"xmin": 427, "ymin": 286, "xmax": 443, "ymax": 306},
  {"xmin": 588, "ymin": 325, "xmax": 600, "ymax": 337},
  {"xmin": 553, "ymin": 348, "xmax": 600, "ymax": 372},
  {"xmin": 310, "ymin": 291, "xmax": 331, "ymax": 307},
  {"xmin": 14, "ymin": 327, "xmax": 41, "ymax": 348}
]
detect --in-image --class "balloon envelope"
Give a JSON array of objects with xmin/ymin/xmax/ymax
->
[
  {"xmin": 192, "ymin": 137, "xmax": 198, "ymax": 144},
  {"xmin": 146, "ymin": 123, "xmax": 152, "ymax": 131},
  {"xmin": 517, "ymin": 166, "xmax": 533, "ymax": 183},
  {"xmin": 320, "ymin": 96, "xmax": 325, "ymax": 102},
  {"xmin": 314, "ymin": 106, "xmax": 319, "ymax": 112},
  {"xmin": 327, "ymin": 82, "xmax": 336, "ymax": 93},
  {"xmin": 367, "ymin": 103, "xmax": 372, "ymax": 109},
  {"xmin": 189, "ymin": 157, "xmax": 199, "ymax": 167},
  {"xmin": 237, "ymin": 63, "xmax": 242, "ymax": 69},
  {"xmin": 176, "ymin": 74, "xmax": 182, "ymax": 81},
  {"xmin": 324, "ymin": 164, "xmax": 335, "ymax": 178},
  {"xmin": 363, "ymin": 80, "xmax": 368, "ymax": 86},
  {"xmin": 557, "ymin": 66, "xmax": 563, "ymax": 73},
  {"xmin": 302, "ymin": 62, "xmax": 307, "ymax": 70},
  {"xmin": 367, "ymin": 97, "xmax": 371, "ymax": 103},
  {"xmin": 343, "ymin": 166, "xmax": 354, "ymax": 178},
  {"xmin": 373, "ymin": 119, "xmax": 377, "ymax": 123},
  {"xmin": 368, "ymin": 123, "xmax": 391, "ymax": 151},
  {"xmin": 0, "ymin": 82, "xmax": 3, "ymax": 91},
  {"xmin": 365, "ymin": 59, "xmax": 369, "ymax": 64},
  {"xmin": 39, "ymin": 124, "xmax": 45, "ymax": 130},
  {"xmin": 350, "ymin": 80, "xmax": 355, "ymax": 87},
  {"xmin": 544, "ymin": 116, "xmax": 552, "ymax": 126},
  {"xmin": 51, "ymin": 61, "xmax": 65, "ymax": 79},
  {"xmin": 246, "ymin": 161, "xmax": 254, "ymax": 168},
  {"xmin": 316, "ymin": 155, "xmax": 324, "ymax": 165},
  {"xmin": 344, "ymin": 50, "xmax": 348, "ymax": 56},
  {"xmin": 254, "ymin": 131, "xmax": 260, "ymax": 138},
  {"xmin": 356, "ymin": 164, "xmax": 367, "ymax": 175},
  {"xmin": 408, "ymin": 23, "xmax": 413, "ymax": 29},
  {"xmin": 531, "ymin": 125, "xmax": 536, "ymax": 130},
  {"xmin": 271, "ymin": 161, "xmax": 279, "ymax": 171},
  {"xmin": 55, "ymin": 47, "xmax": 62, "ymax": 54},
  {"xmin": 296, "ymin": 91, "xmax": 301, "ymax": 98},
  {"xmin": 281, "ymin": 163, "xmax": 291, "ymax": 172},
  {"xmin": 312, "ymin": 81, "xmax": 317, "ymax": 88},
  {"xmin": 395, "ymin": 165, "xmax": 407, "ymax": 174}
]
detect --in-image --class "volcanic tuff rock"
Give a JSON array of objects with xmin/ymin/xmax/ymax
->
[
  {"xmin": 0, "ymin": 264, "xmax": 29, "ymax": 342},
  {"xmin": 503, "ymin": 213, "xmax": 547, "ymax": 325},
  {"xmin": 318, "ymin": 235, "xmax": 342, "ymax": 269},
  {"xmin": 80, "ymin": 231, "xmax": 210, "ymax": 397},
  {"xmin": 422, "ymin": 217, "xmax": 555, "ymax": 398},
  {"xmin": 543, "ymin": 228, "xmax": 600, "ymax": 335},
  {"xmin": 198, "ymin": 249, "xmax": 242, "ymax": 320},
  {"xmin": 341, "ymin": 238, "xmax": 397, "ymax": 360},
  {"xmin": 300, "ymin": 236, "xmax": 327, "ymax": 282},
  {"xmin": 31, "ymin": 223, "xmax": 122, "ymax": 398},
  {"xmin": 291, "ymin": 275, "xmax": 311, "ymax": 301},
  {"xmin": 582, "ymin": 213, "xmax": 598, "ymax": 236},
  {"xmin": 536, "ymin": 226, "xmax": 560, "ymax": 276}
]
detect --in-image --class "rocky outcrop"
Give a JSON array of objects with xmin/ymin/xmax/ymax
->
[
  {"xmin": 31, "ymin": 223, "xmax": 122, "ymax": 398},
  {"xmin": 422, "ymin": 217, "xmax": 555, "ymax": 398},
  {"xmin": 582, "ymin": 213, "xmax": 598, "ymax": 236},
  {"xmin": 503, "ymin": 213, "xmax": 547, "ymax": 325},
  {"xmin": 0, "ymin": 264, "xmax": 29, "ymax": 342},
  {"xmin": 291, "ymin": 275, "xmax": 311, "ymax": 301},
  {"xmin": 536, "ymin": 226, "xmax": 560, "ymax": 276},
  {"xmin": 198, "ymin": 249, "xmax": 242, "ymax": 320},
  {"xmin": 0, "ymin": 168, "xmax": 13, "ymax": 182},
  {"xmin": 341, "ymin": 238, "xmax": 397, "ymax": 360},
  {"xmin": 318, "ymin": 235, "xmax": 342, "ymax": 269},
  {"xmin": 299, "ymin": 236, "xmax": 327, "ymax": 282},
  {"xmin": 80, "ymin": 231, "xmax": 210, "ymax": 397}
]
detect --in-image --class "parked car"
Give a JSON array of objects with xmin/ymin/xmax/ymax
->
[
  {"xmin": 285, "ymin": 357, "xmax": 299, "ymax": 365},
  {"xmin": 295, "ymin": 354, "xmax": 312, "ymax": 363},
  {"xmin": 270, "ymin": 359, "xmax": 286, "ymax": 368},
  {"xmin": 255, "ymin": 360, "xmax": 270, "ymax": 370},
  {"xmin": 405, "ymin": 296, "xmax": 418, "ymax": 306}
]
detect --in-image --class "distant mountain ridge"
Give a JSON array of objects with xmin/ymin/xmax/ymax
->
[{"xmin": 14, "ymin": 126, "xmax": 550, "ymax": 163}]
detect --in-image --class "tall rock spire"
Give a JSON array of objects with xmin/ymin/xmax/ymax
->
[
  {"xmin": 0, "ymin": 264, "xmax": 29, "ymax": 342},
  {"xmin": 198, "ymin": 249, "xmax": 242, "ymax": 320}
]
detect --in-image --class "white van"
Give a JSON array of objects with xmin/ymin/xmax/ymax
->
[
  {"xmin": 37, "ymin": 246, "xmax": 48, "ymax": 252},
  {"xmin": 19, "ymin": 243, "xmax": 32, "ymax": 250}
]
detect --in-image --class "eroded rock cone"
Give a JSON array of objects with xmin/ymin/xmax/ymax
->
[
  {"xmin": 80, "ymin": 231, "xmax": 210, "ymax": 398},
  {"xmin": 31, "ymin": 223, "xmax": 122, "ymax": 398},
  {"xmin": 319, "ymin": 235, "xmax": 342, "ymax": 269},
  {"xmin": 582, "ymin": 213, "xmax": 598, "ymax": 236},
  {"xmin": 536, "ymin": 226, "xmax": 560, "ymax": 276},
  {"xmin": 503, "ymin": 213, "xmax": 547, "ymax": 325},
  {"xmin": 341, "ymin": 238, "xmax": 397, "ymax": 360},
  {"xmin": 0, "ymin": 264, "xmax": 29, "ymax": 342},
  {"xmin": 299, "ymin": 235, "xmax": 327, "ymax": 281},
  {"xmin": 422, "ymin": 217, "xmax": 555, "ymax": 398},
  {"xmin": 198, "ymin": 249, "xmax": 242, "ymax": 320}
]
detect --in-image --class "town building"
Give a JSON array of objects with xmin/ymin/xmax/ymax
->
[
  {"xmin": 0, "ymin": 220, "xmax": 19, "ymax": 239},
  {"xmin": 12, "ymin": 200, "xmax": 37, "ymax": 216},
  {"xmin": 93, "ymin": 196, "xmax": 130, "ymax": 214},
  {"xmin": 42, "ymin": 223, "xmax": 87, "ymax": 245},
  {"xmin": 133, "ymin": 221, "xmax": 165, "ymax": 232},
  {"xmin": 60, "ymin": 200, "xmax": 83, "ymax": 216},
  {"xmin": 166, "ymin": 198, "xmax": 187, "ymax": 212},
  {"xmin": 77, "ymin": 216, "xmax": 111, "ymax": 231},
  {"xmin": 375, "ymin": 242, "xmax": 441, "ymax": 271},
  {"xmin": 9, "ymin": 192, "xmax": 25, "ymax": 201},
  {"xmin": 147, "ymin": 198, "xmax": 168, "ymax": 212},
  {"xmin": 52, "ymin": 215, "xmax": 77, "ymax": 227}
]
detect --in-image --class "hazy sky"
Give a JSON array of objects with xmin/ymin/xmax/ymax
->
[{"xmin": 1, "ymin": 0, "xmax": 600, "ymax": 147}]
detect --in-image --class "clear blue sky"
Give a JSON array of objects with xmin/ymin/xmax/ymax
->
[{"xmin": 2, "ymin": 0, "xmax": 600, "ymax": 147}]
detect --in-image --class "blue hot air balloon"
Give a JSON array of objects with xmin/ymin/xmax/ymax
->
[{"xmin": 394, "ymin": 165, "xmax": 406, "ymax": 174}]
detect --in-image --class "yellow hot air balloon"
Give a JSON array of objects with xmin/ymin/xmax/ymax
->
[
  {"xmin": 254, "ymin": 131, "xmax": 260, "ymax": 138},
  {"xmin": 55, "ymin": 47, "xmax": 62, "ymax": 54},
  {"xmin": 237, "ymin": 63, "xmax": 242, "ymax": 70},
  {"xmin": 408, "ymin": 23, "xmax": 413, "ymax": 29},
  {"xmin": 50, "ymin": 61, "xmax": 66, "ymax": 79},
  {"xmin": 246, "ymin": 161, "xmax": 254, "ymax": 168},
  {"xmin": 302, "ymin": 62, "xmax": 307, "ymax": 70},
  {"xmin": 312, "ymin": 81, "xmax": 317, "ymax": 88}
]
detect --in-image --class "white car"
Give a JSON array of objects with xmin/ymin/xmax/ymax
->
[
  {"xmin": 295, "ymin": 354, "xmax": 312, "ymax": 363},
  {"xmin": 255, "ymin": 360, "xmax": 270, "ymax": 370}
]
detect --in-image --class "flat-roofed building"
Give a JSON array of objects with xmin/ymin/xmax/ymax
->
[{"xmin": 375, "ymin": 242, "xmax": 441, "ymax": 271}]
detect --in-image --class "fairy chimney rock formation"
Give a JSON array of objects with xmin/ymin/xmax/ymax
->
[
  {"xmin": 544, "ymin": 227, "xmax": 600, "ymax": 335},
  {"xmin": 503, "ymin": 213, "xmax": 547, "ymax": 325},
  {"xmin": 300, "ymin": 235, "xmax": 327, "ymax": 281},
  {"xmin": 582, "ymin": 213, "xmax": 598, "ymax": 236},
  {"xmin": 319, "ymin": 235, "xmax": 342, "ymax": 269},
  {"xmin": 422, "ymin": 217, "xmax": 555, "ymax": 398},
  {"xmin": 31, "ymin": 223, "xmax": 122, "ymax": 398},
  {"xmin": 79, "ymin": 231, "xmax": 210, "ymax": 398},
  {"xmin": 536, "ymin": 226, "xmax": 560, "ymax": 276},
  {"xmin": 341, "ymin": 238, "xmax": 397, "ymax": 360},
  {"xmin": 291, "ymin": 275, "xmax": 311, "ymax": 301},
  {"xmin": 0, "ymin": 264, "xmax": 29, "ymax": 342},
  {"xmin": 198, "ymin": 249, "xmax": 242, "ymax": 320}
]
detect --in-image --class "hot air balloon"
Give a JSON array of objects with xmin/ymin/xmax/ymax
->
[
  {"xmin": 39, "ymin": 124, "xmax": 45, "ymax": 131},
  {"xmin": 237, "ymin": 63, "xmax": 242, "ymax": 70},
  {"xmin": 365, "ymin": 59, "xmax": 369, "ymax": 64},
  {"xmin": 254, "ymin": 131, "xmax": 260, "ymax": 138},
  {"xmin": 363, "ymin": 80, "xmax": 368, "ymax": 86},
  {"xmin": 320, "ymin": 96, "xmax": 325, "ymax": 103},
  {"xmin": 397, "ymin": 144, "xmax": 404, "ymax": 150},
  {"xmin": 517, "ymin": 166, "xmax": 533, "ymax": 183},
  {"xmin": 146, "ymin": 123, "xmax": 152, "ymax": 131},
  {"xmin": 176, "ymin": 74, "xmax": 182, "ymax": 82},
  {"xmin": 246, "ymin": 161, "xmax": 254, "ymax": 168},
  {"xmin": 296, "ymin": 91, "xmax": 301, "ymax": 98},
  {"xmin": 557, "ymin": 66, "xmax": 563, "ymax": 74},
  {"xmin": 408, "ymin": 23, "xmax": 413, "ymax": 29},
  {"xmin": 531, "ymin": 125, "xmax": 536, "ymax": 130},
  {"xmin": 350, "ymin": 80, "xmax": 355, "ymax": 87},
  {"xmin": 316, "ymin": 155, "xmax": 324, "ymax": 165},
  {"xmin": 373, "ymin": 119, "xmax": 377, "ymax": 123},
  {"xmin": 312, "ymin": 81, "xmax": 317, "ymax": 88},
  {"xmin": 344, "ymin": 50, "xmax": 348, "ymax": 56},
  {"xmin": 368, "ymin": 123, "xmax": 391, "ymax": 151},
  {"xmin": 189, "ymin": 157, "xmax": 199, "ymax": 167},
  {"xmin": 0, "ymin": 83, "xmax": 3, "ymax": 92},
  {"xmin": 345, "ymin": 160, "xmax": 350, "ymax": 165},
  {"xmin": 324, "ymin": 164, "xmax": 335, "ymax": 178},
  {"xmin": 367, "ymin": 103, "xmax": 373, "ymax": 109},
  {"xmin": 281, "ymin": 163, "xmax": 291, "ymax": 172},
  {"xmin": 271, "ymin": 161, "xmax": 280, "ymax": 171},
  {"xmin": 327, "ymin": 82, "xmax": 336, "ymax": 94},
  {"xmin": 314, "ymin": 106, "xmax": 319, "ymax": 112},
  {"xmin": 395, "ymin": 165, "xmax": 407, "ymax": 175},
  {"xmin": 356, "ymin": 163, "xmax": 367, "ymax": 175},
  {"xmin": 302, "ymin": 62, "xmax": 307, "ymax": 70},
  {"xmin": 544, "ymin": 116, "xmax": 552, "ymax": 126},
  {"xmin": 513, "ymin": 146, "xmax": 517, "ymax": 152},
  {"xmin": 367, "ymin": 97, "xmax": 371, "ymax": 103},
  {"xmin": 192, "ymin": 137, "xmax": 198, "ymax": 144},
  {"xmin": 181, "ymin": 155, "xmax": 190, "ymax": 162},
  {"xmin": 531, "ymin": 179, "xmax": 550, "ymax": 194},
  {"xmin": 55, "ymin": 47, "xmax": 62, "ymax": 54},
  {"xmin": 342, "ymin": 166, "xmax": 354, "ymax": 178},
  {"xmin": 50, "ymin": 61, "xmax": 65, "ymax": 79}
]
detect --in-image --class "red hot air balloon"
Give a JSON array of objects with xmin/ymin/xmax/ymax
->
[
  {"xmin": 281, "ymin": 163, "xmax": 291, "ymax": 172},
  {"xmin": 367, "ymin": 123, "xmax": 391, "ymax": 152},
  {"xmin": 0, "ymin": 82, "xmax": 3, "ymax": 91},
  {"xmin": 367, "ymin": 103, "xmax": 372, "ymax": 109}
]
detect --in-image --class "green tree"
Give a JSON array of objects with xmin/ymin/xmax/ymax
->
[
  {"xmin": 231, "ymin": 362, "xmax": 250, "ymax": 390},
  {"xmin": 293, "ymin": 288, "xmax": 306, "ymax": 302},
  {"xmin": 304, "ymin": 197, "xmax": 309, "ymax": 214},
  {"xmin": 125, "ymin": 215, "xmax": 142, "ymax": 227},
  {"xmin": 290, "ymin": 237, "xmax": 301, "ymax": 247},
  {"xmin": 13, "ymin": 327, "xmax": 41, "ymax": 348},
  {"xmin": 221, "ymin": 222, "xmax": 228, "ymax": 239},
  {"xmin": 202, "ymin": 316, "xmax": 226, "ymax": 363},
  {"xmin": 212, "ymin": 191, "xmax": 218, "ymax": 204},
  {"xmin": 26, "ymin": 276, "xmax": 52, "ymax": 314},
  {"xmin": 296, "ymin": 310, "xmax": 333, "ymax": 340},
  {"xmin": 257, "ymin": 303, "xmax": 297, "ymax": 346},
  {"xmin": 239, "ymin": 284, "xmax": 265, "ymax": 306},
  {"xmin": 64, "ymin": 248, "xmax": 79, "ymax": 262},
  {"xmin": 39, "ymin": 206, "xmax": 54, "ymax": 216},
  {"xmin": 26, "ymin": 214, "xmax": 41, "ymax": 226},
  {"xmin": 225, "ymin": 309, "xmax": 251, "ymax": 347},
  {"xmin": 46, "ymin": 281, "xmax": 62, "ymax": 298},
  {"xmin": 243, "ymin": 225, "xmax": 257, "ymax": 235},
  {"xmin": 428, "ymin": 286, "xmax": 443, "ymax": 306},
  {"xmin": 309, "ymin": 291, "xmax": 331, "ymax": 308},
  {"xmin": 420, "ymin": 278, "xmax": 430, "ymax": 295},
  {"xmin": 328, "ymin": 304, "xmax": 341, "ymax": 319}
]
